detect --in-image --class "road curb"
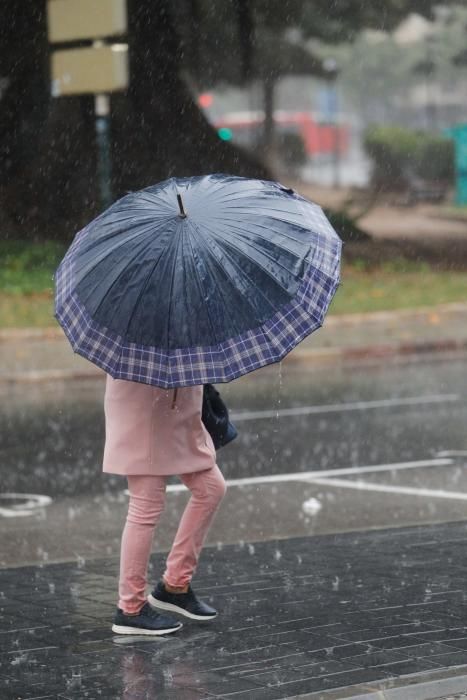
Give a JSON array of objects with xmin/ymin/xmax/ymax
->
[
  {"xmin": 1, "ymin": 302, "xmax": 467, "ymax": 343},
  {"xmin": 0, "ymin": 326, "xmax": 63, "ymax": 343},
  {"xmin": 323, "ymin": 302, "xmax": 467, "ymax": 328},
  {"xmin": 287, "ymin": 338, "xmax": 467, "ymax": 367},
  {"xmin": 1, "ymin": 337, "xmax": 467, "ymax": 385},
  {"xmin": 1, "ymin": 302, "xmax": 467, "ymax": 383},
  {"xmin": 0, "ymin": 368, "xmax": 103, "ymax": 384}
]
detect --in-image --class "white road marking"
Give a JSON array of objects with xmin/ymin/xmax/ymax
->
[
  {"xmin": 437, "ymin": 450, "xmax": 467, "ymax": 458},
  {"xmin": 308, "ymin": 477, "xmax": 467, "ymax": 502},
  {"xmin": 302, "ymin": 458, "xmax": 454, "ymax": 480},
  {"xmin": 230, "ymin": 394, "xmax": 460, "ymax": 422},
  {"xmin": 160, "ymin": 458, "xmax": 453, "ymax": 493},
  {"xmin": 0, "ymin": 493, "xmax": 52, "ymax": 518}
]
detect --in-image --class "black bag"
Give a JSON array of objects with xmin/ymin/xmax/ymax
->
[{"xmin": 202, "ymin": 383, "xmax": 238, "ymax": 450}]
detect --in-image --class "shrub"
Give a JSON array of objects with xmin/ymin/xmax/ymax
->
[
  {"xmin": 0, "ymin": 240, "xmax": 66, "ymax": 293},
  {"xmin": 364, "ymin": 126, "xmax": 455, "ymax": 190}
]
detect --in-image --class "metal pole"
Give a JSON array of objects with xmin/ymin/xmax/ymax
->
[
  {"xmin": 94, "ymin": 93, "xmax": 112, "ymax": 210},
  {"xmin": 323, "ymin": 58, "xmax": 340, "ymax": 189},
  {"xmin": 332, "ymin": 81, "xmax": 340, "ymax": 189}
]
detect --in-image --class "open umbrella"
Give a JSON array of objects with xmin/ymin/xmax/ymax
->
[{"xmin": 54, "ymin": 174, "xmax": 341, "ymax": 387}]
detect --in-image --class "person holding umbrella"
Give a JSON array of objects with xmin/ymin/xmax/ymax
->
[
  {"xmin": 102, "ymin": 378, "xmax": 226, "ymax": 636},
  {"xmin": 54, "ymin": 174, "xmax": 342, "ymax": 636}
]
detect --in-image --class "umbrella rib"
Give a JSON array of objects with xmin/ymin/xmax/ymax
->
[
  {"xmin": 210, "ymin": 214, "xmax": 316, "ymax": 250},
  {"xmin": 117, "ymin": 232, "xmax": 179, "ymax": 343},
  {"xmin": 200, "ymin": 178, "xmax": 266, "ymax": 206},
  {"xmin": 192, "ymin": 219, "xmax": 282, "ymax": 313},
  {"xmin": 196, "ymin": 177, "xmax": 241, "ymax": 202},
  {"xmin": 209, "ymin": 220, "xmax": 310, "ymax": 275},
  {"xmin": 76, "ymin": 231, "xmax": 156, "ymax": 312},
  {"xmin": 165, "ymin": 219, "xmax": 184, "ymax": 351},
  {"xmin": 184, "ymin": 222, "xmax": 224, "ymax": 345},
  {"xmin": 188, "ymin": 219, "xmax": 259, "ymax": 336},
  {"xmin": 75, "ymin": 219, "xmax": 173, "ymax": 310},
  {"xmin": 78, "ymin": 217, "xmax": 151, "ymax": 253},
  {"xmin": 194, "ymin": 218, "xmax": 300, "ymax": 296},
  {"xmin": 76, "ymin": 217, "xmax": 172, "ymax": 279},
  {"xmin": 220, "ymin": 204, "xmax": 311, "ymax": 219}
]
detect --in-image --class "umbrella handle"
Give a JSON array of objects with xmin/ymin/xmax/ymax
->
[{"xmin": 177, "ymin": 194, "xmax": 187, "ymax": 218}]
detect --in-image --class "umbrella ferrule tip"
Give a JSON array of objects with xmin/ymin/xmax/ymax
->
[{"xmin": 177, "ymin": 193, "xmax": 187, "ymax": 218}]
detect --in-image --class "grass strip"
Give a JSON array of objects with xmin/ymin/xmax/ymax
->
[
  {"xmin": 330, "ymin": 268, "xmax": 467, "ymax": 315},
  {"xmin": 1, "ymin": 241, "xmax": 466, "ymax": 327},
  {"xmin": 1, "ymin": 268, "xmax": 467, "ymax": 328}
]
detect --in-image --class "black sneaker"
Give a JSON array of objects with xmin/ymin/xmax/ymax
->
[
  {"xmin": 148, "ymin": 581, "xmax": 217, "ymax": 621},
  {"xmin": 112, "ymin": 601, "xmax": 183, "ymax": 636}
]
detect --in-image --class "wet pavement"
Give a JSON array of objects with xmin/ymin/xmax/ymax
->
[
  {"xmin": 1, "ymin": 354, "xmax": 467, "ymax": 697},
  {"xmin": 3, "ymin": 523, "xmax": 467, "ymax": 699},
  {"xmin": 1, "ymin": 355, "xmax": 467, "ymax": 498},
  {"xmin": 1, "ymin": 356, "xmax": 467, "ymax": 568}
]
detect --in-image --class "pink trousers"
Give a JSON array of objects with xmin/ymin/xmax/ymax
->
[{"xmin": 118, "ymin": 466, "xmax": 226, "ymax": 613}]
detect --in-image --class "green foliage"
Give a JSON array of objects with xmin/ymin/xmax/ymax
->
[
  {"xmin": 0, "ymin": 241, "xmax": 65, "ymax": 294},
  {"xmin": 173, "ymin": 0, "xmax": 456, "ymax": 88},
  {"xmin": 364, "ymin": 126, "xmax": 455, "ymax": 189},
  {"xmin": 0, "ymin": 293, "xmax": 55, "ymax": 328},
  {"xmin": 332, "ymin": 266, "xmax": 467, "ymax": 315},
  {"xmin": 4, "ymin": 266, "xmax": 467, "ymax": 327}
]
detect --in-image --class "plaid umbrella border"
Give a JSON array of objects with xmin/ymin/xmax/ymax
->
[{"xmin": 54, "ymin": 239, "xmax": 341, "ymax": 388}]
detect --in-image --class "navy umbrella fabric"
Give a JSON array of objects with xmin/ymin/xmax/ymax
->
[{"xmin": 54, "ymin": 174, "xmax": 342, "ymax": 387}]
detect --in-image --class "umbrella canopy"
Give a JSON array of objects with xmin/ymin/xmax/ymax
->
[{"xmin": 54, "ymin": 174, "xmax": 341, "ymax": 387}]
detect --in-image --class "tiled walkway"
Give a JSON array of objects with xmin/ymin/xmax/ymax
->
[{"xmin": 2, "ymin": 522, "xmax": 467, "ymax": 699}]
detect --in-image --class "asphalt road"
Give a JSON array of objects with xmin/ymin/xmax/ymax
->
[{"xmin": 1, "ymin": 354, "xmax": 466, "ymax": 567}]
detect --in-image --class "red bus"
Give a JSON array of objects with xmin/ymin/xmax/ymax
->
[{"xmin": 213, "ymin": 110, "xmax": 349, "ymax": 156}]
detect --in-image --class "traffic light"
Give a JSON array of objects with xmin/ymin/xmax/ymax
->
[{"xmin": 218, "ymin": 127, "xmax": 233, "ymax": 141}]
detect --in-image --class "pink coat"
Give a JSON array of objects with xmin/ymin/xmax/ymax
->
[{"xmin": 102, "ymin": 375, "xmax": 217, "ymax": 476}]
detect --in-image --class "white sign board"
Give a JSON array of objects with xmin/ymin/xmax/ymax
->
[
  {"xmin": 51, "ymin": 45, "xmax": 128, "ymax": 96},
  {"xmin": 47, "ymin": 0, "xmax": 127, "ymax": 43}
]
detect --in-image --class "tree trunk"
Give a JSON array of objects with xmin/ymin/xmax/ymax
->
[
  {"xmin": 260, "ymin": 75, "xmax": 282, "ymax": 171},
  {"xmin": 0, "ymin": 0, "xmax": 99, "ymax": 240},
  {"xmin": 0, "ymin": 0, "xmax": 49, "ymax": 185},
  {"xmin": 111, "ymin": 0, "xmax": 269, "ymax": 195},
  {"xmin": 0, "ymin": 0, "xmax": 269, "ymax": 241}
]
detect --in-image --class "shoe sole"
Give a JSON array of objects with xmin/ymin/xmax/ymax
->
[
  {"xmin": 147, "ymin": 594, "xmax": 217, "ymax": 621},
  {"xmin": 111, "ymin": 623, "xmax": 182, "ymax": 636}
]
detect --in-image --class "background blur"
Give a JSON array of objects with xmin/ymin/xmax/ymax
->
[
  {"xmin": 3, "ymin": 8, "xmax": 467, "ymax": 697},
  {"xmin": 1, "ymin": 0, "xmax": 467, "ymax": 325}
]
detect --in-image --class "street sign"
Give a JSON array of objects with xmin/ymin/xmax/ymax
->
[
  {"xmin": 51, "ymin": 45, "xmax": 128, "ymax": 96},
  {"xmin": 47, "ymin": 0, "xmax": 127, "ymax": 43},
  {"xmin": 47, "ymin": 1, "xmax": 129, "ymax": 210}
]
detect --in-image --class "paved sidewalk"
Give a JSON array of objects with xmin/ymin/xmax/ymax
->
[
  {"xmin": 292, "ymin": 183, "xmax": 467, "ymax": 245},
  {"xmin": 1, "ymin": 303, "xmax": 467, "ymax": 383},
  {"xmin": 3, "ymin": 522, "xmax": 467, "ymax": 699}
]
